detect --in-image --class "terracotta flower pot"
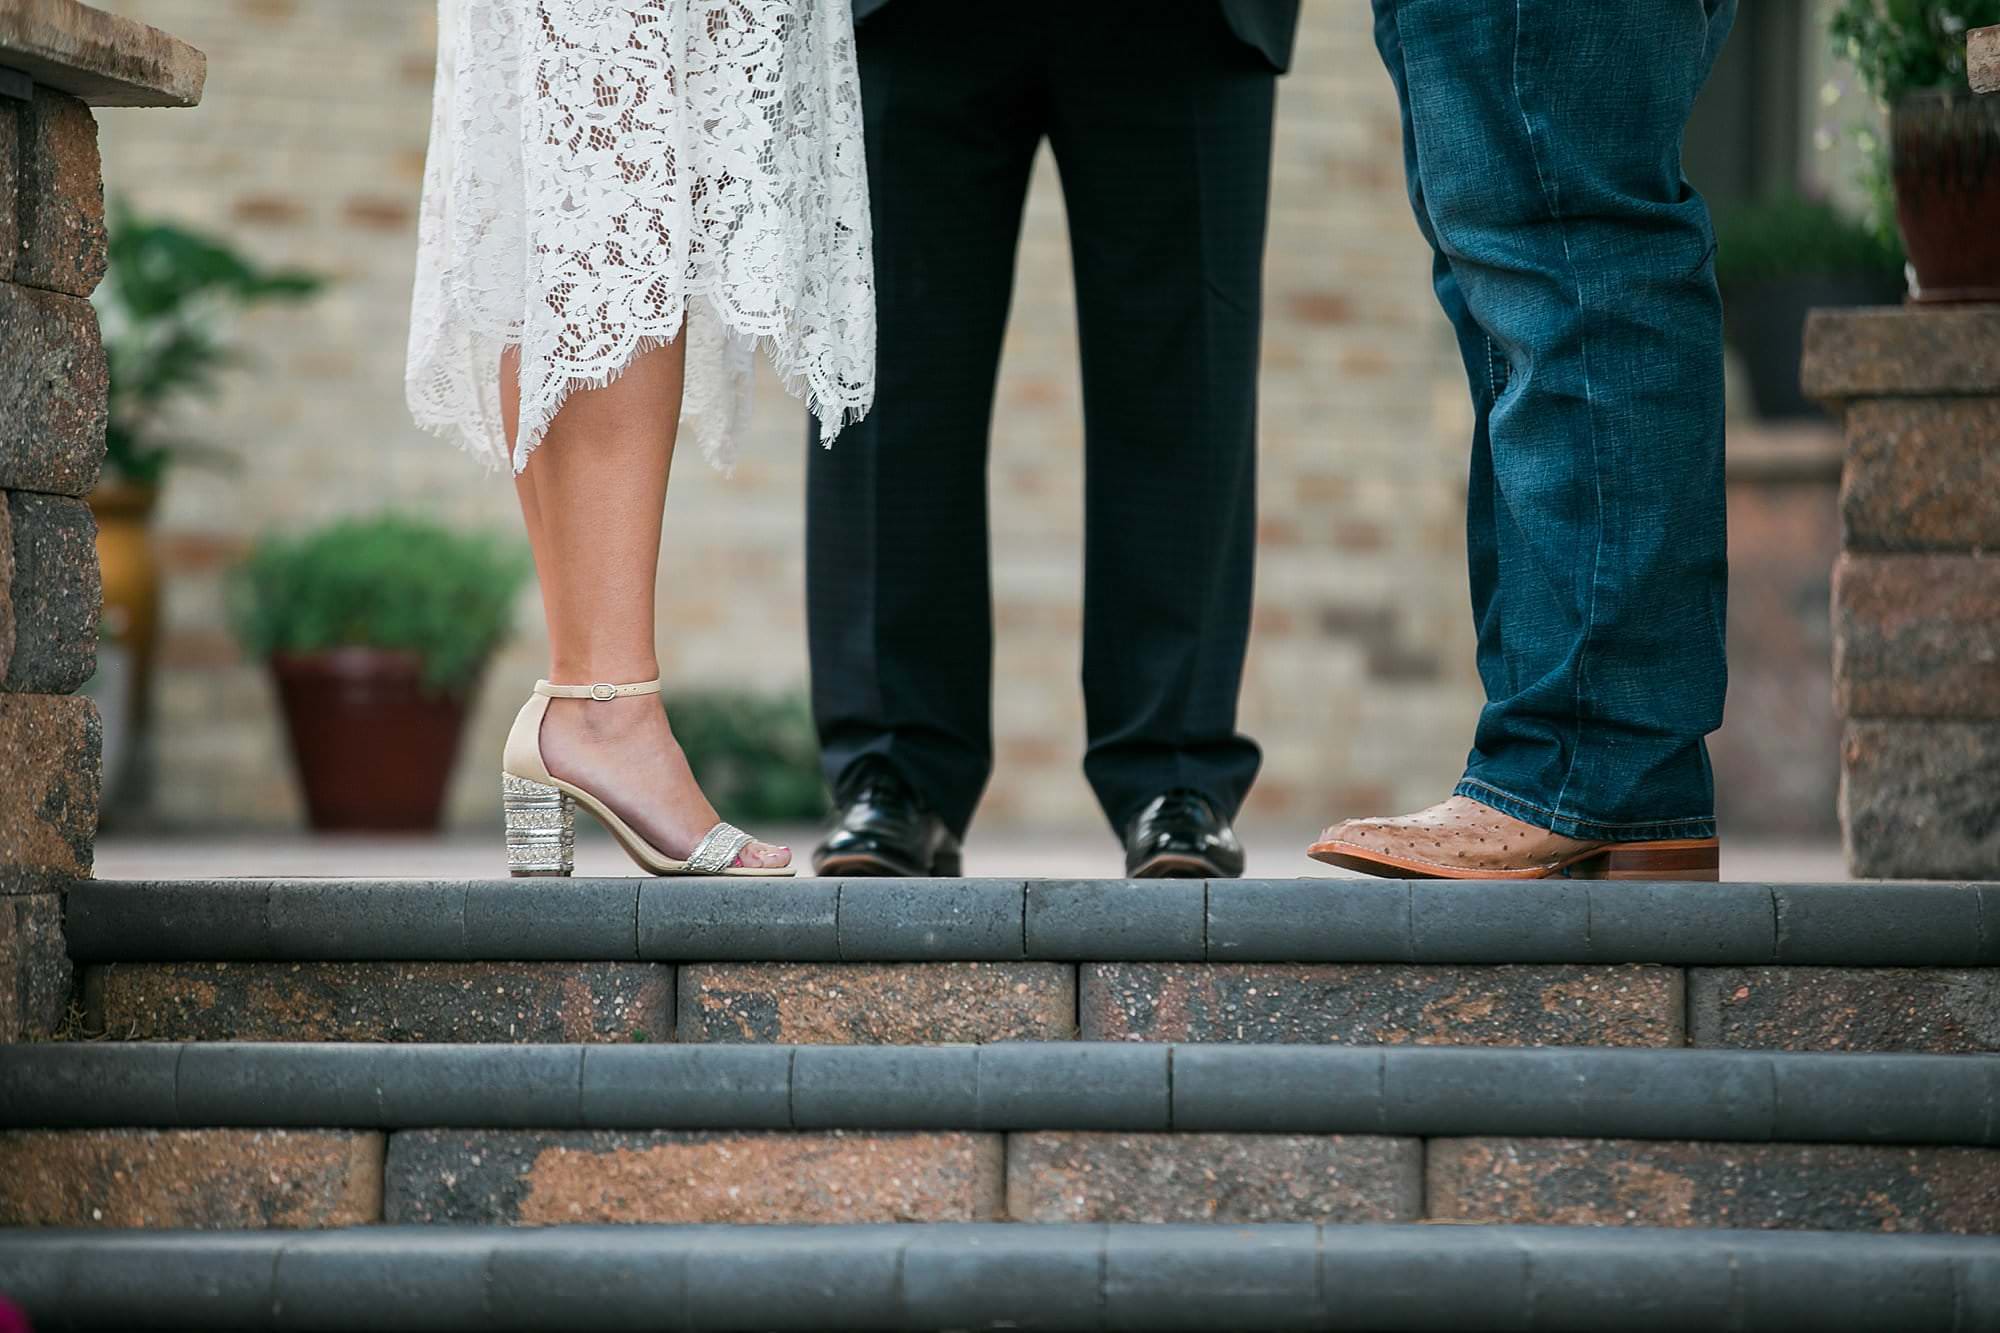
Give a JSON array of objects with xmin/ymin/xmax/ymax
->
[
  {"xmin": 86, "ymin": 482, "xmax": 161, "ymax": 810},
  {"xmin": 1891, "ymin": 90, "xmax": 2000, "ymax": 302},
  {"xmin": 270, "ymin": 648, "xmax": 474, "ymax": 832}
]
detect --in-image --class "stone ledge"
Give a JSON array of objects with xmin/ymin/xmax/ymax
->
[
  {"xmin": 14, "ymin": 90, "xmax": 105, "ymax": 298},
  {"xmin": 678, "ymin": 962, "xmax": 1075, "ymax": 1044},
  {"xmin": 1834, "ymin": 553, "xmax": 2000, "ymax": 719},
  {"xmin": 84, "ymin": 961, "xmax": 674, "ymax": 1044},
  {"xmin": 1688, "ymin": 966, "xmax": 2000, "ymax": 1054},
  {"xmin": 1007, "ymin": 1132, "xmax": 1421, "ymax": 1223},
  {"xmin": 1081, "ymin": 962, "xmax": 1683, "ymax": 1047},
  {"xmin": 4, "ymin": 1043, "xmax": 1995, "ymax": 1146},
  {"xmin": 1, "ymin": 1224, "xmax": 1996, "ymax": 1333},
  {"xmin": 1841, "ymin": 397, "xmax": 2000, "ymax": 551},
  {"xmin": 1973, "ymin": 25, "xmax": 1998, "ymax": 95},
  {"xmin": 0, "ymin": 0, "xmax": 203, "ymax": 108},
  {"xmin": 384, "ymin": 1129, "xmax": 1004, "ymax": 1225},
  {"xmin": 1841, "ymin": 720, "xmax": 2000, "ymax": 879},
  {"xmin": 0, "ymin": 281, "xmax": 107, "ymax": 494},
  {"xmin": 63, "ymin": 878, "xmax": 2000, "ymax": 966},
  {"xmin": 1, "ymin": 104, "xmax": 17, "ymax": 280},
  {"xmin": 1429, "ymin": 1138, "xmax": 2000, "ymax": 1233},
  {"xmin": 0, "ymin": 1128, "xmax": 381, "ymax": 1227},
  {"xmin": 0, "ymin": 893, "xmax": 68, "ymax": 1040},
  {"xmin": 1803, "ymin": 306, "xmax": 2000, "ymax": 400},
  {"xmin": 0, "ymin": 692, "xmax": 98, "ymax": 894},
  {"xmin": 3, "ymin": 490, "xmax": 99, "ymax": 693}
]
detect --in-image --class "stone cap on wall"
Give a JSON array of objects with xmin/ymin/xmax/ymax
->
[
  {"xmin": 0, "ymin": 0, "xmax": 204, "ymax": 108},
  {"xmin": 1802, "ymin": 306, "xmax": 2000, "ymax": 401},
  {"xmin": 1973, "ymin": 25, "xmax": 1997, "ymax": 94}
]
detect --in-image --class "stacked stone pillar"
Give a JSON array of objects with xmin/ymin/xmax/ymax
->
[
  {"xmin": 0, "ymin": 2, "xmax": 202, "ymax": 1039},
  {"xmin": 1804, "ymin": 306, "xmax": 2000, "ymax": 876}
]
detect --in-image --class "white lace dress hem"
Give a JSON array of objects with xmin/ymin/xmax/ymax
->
[{"xmin": 406, "ymin": 0, "xmax": 875, "ymax": 475}]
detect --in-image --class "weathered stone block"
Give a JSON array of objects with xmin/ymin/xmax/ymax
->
[
  {"xmin": 1841, "ymin": 720, "xmax": 2000, "ymax": 879},
  {"xmin": 0, "ymin": 1129, "xmax": 383, "ymax": 1227},
  {"xmin": 1803, "ymin": 307, "xmax": 2000, "ymax": 400},
  {"xmin": 1842, "ymin": 398, "xmax": 2000, "ymax": 552},
  {"xmin": 1006, "ymin": 1133, "xmax": 1421, "ymax": 1224},
  {"xmin": 0, "ymin": 281, "xmax": 107, "ymax": 495},
  {"xmin": 1834, "ymin": 554, "xmax": 2000, "ymax": 719},
  {"xmin": 385, "ymin": 1130, "xmax": 1004, "ymax": 1224},
  {"xmin": 84, "ymin": 961, "xmax": 673, "ymax": 1043},
  {"xmin": 678, "ymin": 963, "xmax": 1075, "ymax": 1044},
  {"xmin": 3, "ymin": 491, "xmax": 98, "ymax": 692},
  {"xmin": 1973, "ymin": 25, "xmax": 1999, "ymax": 94},
  {"xmin": 1428, "ymin": 1138, "xmax": 2000, "ymax": 1233},
  {"xmin": 0, "ymin": 104, "xmax": 17, "ymax": 280},
  {"xmin": 1079, "ymin": 964, "xmax": 1681, "ymax": 1047},
  {"xmin": 14, "ymin": 89, "xmax": 104, "ymax": 298},
  {"xmin": 1689, "ymin": 967, "xmax": 2000, "ymax": 1054},
  {"xmin": 0, "ymin": 893, "xmax": 70, "ymax": 1040},
  {"xmin": 0, "ymin": 496, "xmax": 13, "ymax": 683},
  {"xmin": 0, "ymin": 2, "xmax": 207, "ymax": 108},
  {"xmin": 0, "ymin": 692, "xmax": 98, "ymax": 894}
]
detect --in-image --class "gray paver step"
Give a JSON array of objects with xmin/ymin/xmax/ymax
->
[
  {"xmin": 3, "ymin": 1224, "xmax": 1997, "ymax": 1331},
  {"xmin": 63, "ymin": 877, "xmax": 2000, "ymax": 965}
]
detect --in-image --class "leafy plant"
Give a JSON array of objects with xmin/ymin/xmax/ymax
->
[
  {"xmin": 1829, "ymin": 0, "xmax": 2000, "ymax": 103},
  {"xmin": 1712, "ymin": 193, "xmax": 1905, "ymax": 290},
  {"xmin": 93, "ymin": 203, "xmax": 324, "ymax": 488},
  {"xmin": 231, "ymin": 514, "xmax": 531, "ymax": 691},
  {"xmin": 667, "ymin": 690, "xmax": 830, "ymax": 824}
]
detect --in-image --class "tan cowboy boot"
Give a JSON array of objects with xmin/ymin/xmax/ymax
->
[{"xmin": 1308, "ymin": 795, "xmax": 1718, "ymax": 881}]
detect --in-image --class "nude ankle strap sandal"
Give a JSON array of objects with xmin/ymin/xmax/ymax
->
[{"xmin": 501, "ymin": 677, "xmax": 793, "ymax": 878}]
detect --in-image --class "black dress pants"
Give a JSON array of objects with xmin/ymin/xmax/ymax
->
[{"xmin": 807, "ymin": 1, "xmax": 1276, "ymax": 838}]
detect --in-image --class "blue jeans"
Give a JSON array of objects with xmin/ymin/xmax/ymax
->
[{"xmin": 1373, "ymin": 0, "xmax": 1735, "ymax": 842}]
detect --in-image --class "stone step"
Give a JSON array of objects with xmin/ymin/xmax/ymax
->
[
  {"xmin": 4, "ymin": 1224, "xmax": 1997, "ymax": 1330},
  {"xmin": 58, "ymin": 879, "xmax": 2000, "ymax": 1052},
  {"xmin": 72, "ymin": 955, "xmax": 2000, "ymax": 1051},
  {"xmin": 5, "ymin": 1044, "xmax": 1997, "ymax": 1233},
  {"xmin": 66, "ymin": 878, "xmax": 2000, "ymax": 965}
]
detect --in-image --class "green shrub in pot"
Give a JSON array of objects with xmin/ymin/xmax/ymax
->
[
  {"xmin": 232, "ymin": 514, "xmax": 530, "ymax": 692},
  {"xmin": 1830, "ymin": 0, "xmax": 2000, "ymax": 103},
  {"xmin": 665, "ymin": 690, "xmax": 830, "ymax": 825},
  {"xmin": 231, "ymin": 514, "xmax": 531, "ymax": 831},
  {"xmin": 1713, "ymin": 193, "xmax": 1907, "ymax": 418},
  {"xmin": 1828, "ymin": 0, "xmax": 2000, "ymax": 300}
]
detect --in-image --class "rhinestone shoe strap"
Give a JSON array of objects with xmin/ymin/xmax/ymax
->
[
  {"xmin": 536, "ymin": 678, "xmax": 663, "ymax": 702},
  {"xmin": 686, "ymin": 822, "xmax": 755, "ymax": 874}
]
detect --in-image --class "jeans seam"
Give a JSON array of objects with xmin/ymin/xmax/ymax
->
[
  {"xmin": 1458, "ymin": 777, "xmax": 1714, "ymax": 834},
  {"xmin": 1510, "ymin": 0, "xmax": 1605, "ymax": 824}
]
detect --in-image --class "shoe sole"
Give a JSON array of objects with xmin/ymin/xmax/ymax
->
[
  {"xmin": 1305, "ymin": 837, "xmax": 1720, "ymax": 882},
  {"xmin": 815, "ymin": 851, "xmax": 963, "ymax": 878},
  {"xmin": 1130, "ymin": 852, "xmax": 1230, "ymax": 879}
]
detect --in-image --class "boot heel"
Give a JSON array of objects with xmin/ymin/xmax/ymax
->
[
  {"xmin": 504, "ymin": 774, "xmax": 575, "ymax": 877},
  {"xmin": 1579, "ymin": 838, "xmax": 1721, "ymax": 882}
]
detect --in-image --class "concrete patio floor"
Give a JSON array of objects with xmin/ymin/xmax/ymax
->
[{"xmin": 93, "ymin": 828, "xmax": 1852, "ymax": 882}]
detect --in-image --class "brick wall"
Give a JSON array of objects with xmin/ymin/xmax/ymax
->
[{"xmin": 81, "ymin": 0, "xmax": 1484, "ymax": 838}]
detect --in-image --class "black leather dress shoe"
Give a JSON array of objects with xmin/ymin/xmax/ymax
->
[
  {"xmin": 1124, "ymin": 789, "xmax": 1245, "ymax": 878},
  {"xmin": 813, "ymin": 762, "xmax": 963, "ymax": 877}
]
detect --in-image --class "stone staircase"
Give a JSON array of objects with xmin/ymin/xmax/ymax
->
[{"xmin": 3, "ymin": 876, "xmax": 1999, "ymax": 1330}]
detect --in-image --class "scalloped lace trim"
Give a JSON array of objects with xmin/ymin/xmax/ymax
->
[{"xmin": 406, "ymin": 0, "xmax": 875, "ymax": 474}]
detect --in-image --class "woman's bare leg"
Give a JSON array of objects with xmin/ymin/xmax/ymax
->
[{"xmin": 502, "ymin": 344, "xmax": 790, "ymax": 869}]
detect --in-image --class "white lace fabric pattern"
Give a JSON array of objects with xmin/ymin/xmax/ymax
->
[{"xmin": 407, "ymin": 0, "xmax": 875, "ymax": 474}]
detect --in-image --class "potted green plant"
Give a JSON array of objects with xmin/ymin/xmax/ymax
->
[
  {"xmin": 1714, "ymin": 194, "xmax": 1907, "ymax": 418},
  {"xmin": 1831, "ymin": 0, "xmax": 2000, "ymax": 299},
  {"xmin": 666, "ymin": 690, "xmax": 830, "ymax": 824},
  {"xmin": 91, "ymin": 205, "xmax": 321, "ymax": 797},
  {"xmin": 230, "ymin": 514, "xmax": 531, "ymax": 831}
]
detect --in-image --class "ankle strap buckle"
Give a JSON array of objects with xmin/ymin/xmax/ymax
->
[{"xmin": 589, "ymin": 683, "xmax": 619, "ymax": 701}]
